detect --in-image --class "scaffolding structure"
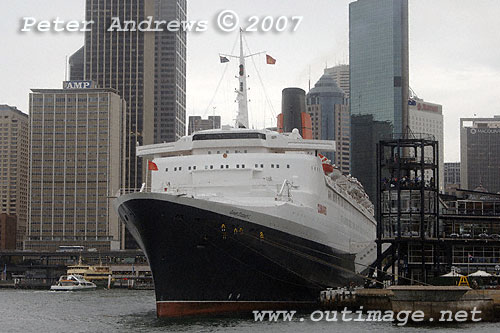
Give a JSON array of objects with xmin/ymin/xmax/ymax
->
[{"xmin": 376, "ymin": 135, "xmax": 441, "ymax": 284}]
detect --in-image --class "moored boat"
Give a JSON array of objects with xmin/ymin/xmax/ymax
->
[
  {"xmin": 50, "ymin": 274, "xmax": 97, "ymax": 291},
  {"xmin": 66, "ymin": 257, "xmax": 114, "ymax": 287}
]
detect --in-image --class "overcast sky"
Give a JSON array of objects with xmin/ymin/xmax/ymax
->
[{"xmin": 1, "ymin": 0, "xmax": 499, "ymax": 162}]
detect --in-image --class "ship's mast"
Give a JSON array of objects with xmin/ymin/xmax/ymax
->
[
  {"xmin": 236, "ymin": 29, "xmax": 249, "ymax": 128},
  {"xmin": 220, "ymin": 29, "xmax": 266, "ymax": 129}
]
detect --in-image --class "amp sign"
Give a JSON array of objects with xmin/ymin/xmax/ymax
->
[{"xmin": 63, "ymin": 80, "xmax": 93, "ymax": 89}]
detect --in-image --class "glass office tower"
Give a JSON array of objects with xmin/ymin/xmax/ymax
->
[{"xmin": 349, "ymin": 0, "xmax": 409, "ymax": 202}]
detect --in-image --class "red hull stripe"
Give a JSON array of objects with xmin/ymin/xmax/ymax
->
[{"xmin": 156, "ymin": 301, "xmax": 315, "ymax": 318}]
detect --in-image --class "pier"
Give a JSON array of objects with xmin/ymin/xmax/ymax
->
[
  {"xmin": 0, "ymin": 250, "xmax": 152, "ymax": 289},
  {"xmin": 320, "ymin": 286, "xmax": 500, "ymax": 322},
  {"xmin": 322, "ymin": 135, "xmax": 500, "ymax": 323}
]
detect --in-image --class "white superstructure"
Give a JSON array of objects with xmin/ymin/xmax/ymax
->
[{"xmin": 136, "ymin": 128, "xmax": 377, "ymax": 273}]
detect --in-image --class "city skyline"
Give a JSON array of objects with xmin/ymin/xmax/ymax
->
[{"xmin": 1, "ymin": 0, "xmax": 500, "ymax": 162}]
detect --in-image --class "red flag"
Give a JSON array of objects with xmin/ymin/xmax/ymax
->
[
  {"xmin": 148, "ymin": 160, "xmax": 158, "ymax": 171},
  {"xmin": 266, "ymin": 54, "xmax": 276, "ymax": 65}
]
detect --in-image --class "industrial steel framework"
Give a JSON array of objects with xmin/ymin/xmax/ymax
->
[{"xmin": 375, "ymin": 135, "xmax": 441, "ymax": 285}]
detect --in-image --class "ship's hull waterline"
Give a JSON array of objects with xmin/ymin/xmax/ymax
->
[{"xmin": 116, "ymin": 192, "xmax": 362, "ymax": 318}]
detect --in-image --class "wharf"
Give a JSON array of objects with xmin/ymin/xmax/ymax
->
[
  {"xmin": 0, "ymin": 264, "xmax": 152, "ymax": 290},
  {"xmin": 320, "ymin": 287, "xmax": 392, "ymax": 311},
  {"xmin": 320, "ymin": 286, "xmax": 500, "ymax": 322}
]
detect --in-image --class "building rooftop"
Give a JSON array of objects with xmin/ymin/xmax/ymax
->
[
  {"xmin": 308, "ymin": 73, "xmax": 345, "ymax": 96},
  {"xmin": 0, "ymin": 104, "xmax": 28, "ymax": 118}
]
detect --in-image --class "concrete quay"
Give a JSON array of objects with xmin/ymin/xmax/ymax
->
[
  {"xmin": 320, "ymin": 286, "xmax": 500, "ymax": 322},
  {"xmin": 388, "ymin": 286, "xmax": 495, "ymax": 322}
]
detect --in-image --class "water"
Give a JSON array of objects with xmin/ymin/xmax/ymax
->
[{"xmin": 1, "ymin": 289, "xmax": 499, "ymax": 332}]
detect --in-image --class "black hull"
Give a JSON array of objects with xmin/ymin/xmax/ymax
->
[{"xmin": 116, "ymin": 195, "xmax": 360, "ymax": 317}]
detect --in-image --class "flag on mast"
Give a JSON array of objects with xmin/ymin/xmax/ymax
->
[
  {"xmin": 266, "ymin": 54, "xmax": 276, "ymax": 65},
  {"xmin": 219, "ymin": 56, "xmax": 230, "ymax": 63}
]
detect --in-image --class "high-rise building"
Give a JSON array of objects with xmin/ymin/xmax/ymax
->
[
  {"xmin": 351, "ymin": 114, "xmax": 393, "ymax": 202},
  {"xmin": 0, "ymin": 105, "xmax": 29, "ymax": 249},
  {"xmin": 81, "ymin": 1, "xmax": 186, "ymax": 248},
  {"xmin": 83, "ymin": 0, "xmax": 155, "ymax": 193},
  {"xmin": 154, "ymin": 0, "xmax": 187, "ymax": 143},
  {"xmin": 68, "ymin": 46, "xmax": 84, "ymax": 81},
  {"xmin": 188, "ymin": 116, "xmax": 221, "ymax": 135},
  {"xmin": 444, "ymin": 162, "xmax": 460, "ymax": 195},
  {"xmin": 408, "ymin": 97, "xmax": 444, "ymax": 191},
  {"xmin": 26, "ymin": 82, "xmax": 125, "ymax": 251},
  {"xmin": 306, "ymin": 74, "xmax": 350, "ymax": 174},
  {"xmin": 0, "ymin": 214, "xmax": 17, "ymax": 250},
  {"xmin": 324, "ymin": 64, "xmax": 350, "ymax": 99},
  {"xmin": 460, "ymin": 116, "xmax": 500, "ymax": 193},
  {"xmin": 349, "ymin": 0, "xmax": 409, "ymax": 202}
]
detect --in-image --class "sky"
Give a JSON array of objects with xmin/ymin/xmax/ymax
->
[{"xmin": 1, "ymin": 0, "xmax": 500, "ymax": 162}]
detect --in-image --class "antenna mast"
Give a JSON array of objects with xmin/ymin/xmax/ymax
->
[
  {"xmin": 236, "ymin": 29, "xmax": 248, "ymax": 128},
  {"xmin": 220, "ymin": 29, "xmax": 266, "ymax": 129}
]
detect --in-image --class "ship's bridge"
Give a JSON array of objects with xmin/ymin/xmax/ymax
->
[{"xmin": 137, "ymin": 128, "xmax": 335, "ymax": 159}]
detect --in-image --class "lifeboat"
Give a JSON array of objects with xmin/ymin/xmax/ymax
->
[{"xmin": 318, "ymin": 153, "xmax": 334, "ymax": 174}]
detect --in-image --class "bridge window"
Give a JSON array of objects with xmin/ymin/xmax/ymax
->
[
  {"xmin": 188, "ymin": 166, "xmax": 191, "ymax": 170},
  {"xmin": 220, "ymin": 165, "xmax": 224, "ymax": 169},
  {"xmin": 192, "ymin": 132, "xmax": 266, "ymax": 141},
  {"xmin": 179, "ymin": 167, "xmax": 182, "ymax": 171},
  {"xmin": 236, "ymin": 164, "xmax": 240, "ymax": 168},
  {"xmin": 260, "ymin": 164, "xmax": 264, "ymax": 168},
  {"xmin": 271, "ymin": 164, "xmax": 274, "ymax": 168},
  {"xmin": 242, "ymin": 164, "xmax": 245, "ymax": 168},
  {"xmin": 276, "ymin": 164, "xmax": 279, "ymax": 169},
  {"xmin": 174, "ymin": 167, "xmax": 177, "ymax": 171},
  {"xmin": 210, "ymin": 165, "xmax": 213, "ymax": 169},
  {"xmin": 287, "ymin": 164, "xmax": 290, "ymax": 169},
  {"xmin": 255, "ymin": 164, "xmax": 258, "ymax": 168},
  {"xmin": 193, "ymin": 166, "xmax": 197, "ymax": 170},
  {"xmin": 165, "ymin": 168, "xmax": 168, "ymax": 172}
]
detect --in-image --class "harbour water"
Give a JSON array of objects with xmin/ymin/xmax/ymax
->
[{"xmin": 1, "ymin": 289, "xmax": 500, "ymax": 332}]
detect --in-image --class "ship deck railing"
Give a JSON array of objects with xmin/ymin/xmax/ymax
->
[{"xmin": 116, "ymin": 186, "xmax": 151, "ymax": 196}]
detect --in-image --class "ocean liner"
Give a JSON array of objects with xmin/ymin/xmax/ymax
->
[
  {"xmin": 114, "ymin": 30, "xmax": 377, "ymax": 317},
  {"xmin": 114, "ymin": 127, "xmax": 377, "ymax": 317}
]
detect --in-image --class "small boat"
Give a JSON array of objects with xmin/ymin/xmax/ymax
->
[{"xmin": 50, "ymin": 274, "xmax": 97, "ymax": 291}]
